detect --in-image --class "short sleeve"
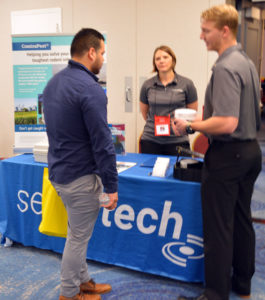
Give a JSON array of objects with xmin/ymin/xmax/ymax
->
[
  {"xmin": 186, "ymin": 80, "xmax": 198, "ymax": 104},
  {"xmin": 140, "ymin": 81, "xmax": 149, "ymax": 104},
  {"xmin": 212, "ymin": 67, "xmax": 241, "ymax": 118}
]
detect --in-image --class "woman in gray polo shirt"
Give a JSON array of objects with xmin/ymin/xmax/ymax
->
[{"xmin": 140, "ymin": 45, "xmax": 198, "ymax": 155}]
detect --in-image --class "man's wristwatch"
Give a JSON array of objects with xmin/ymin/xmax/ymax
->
[{"xmin": 186, "ymin": 123, "xmax": 195, "ymax": 134}]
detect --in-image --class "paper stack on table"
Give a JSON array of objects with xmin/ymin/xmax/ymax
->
[
  {"xmin": 33, "ymin": 138, "xmax": 49, "ymax": 163},
  {"xmin": 152, "ymin": 157, "xmax": 170, "ymax": 177}
]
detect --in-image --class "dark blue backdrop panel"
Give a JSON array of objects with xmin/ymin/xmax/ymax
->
[{"xmin": 0, "ymin": 153, "xmax": 204, "ymax": 282}]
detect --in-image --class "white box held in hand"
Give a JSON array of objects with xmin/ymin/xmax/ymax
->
[{"xmin": 174, "ymin": 108, "xmax": 197, "ymax": 121}]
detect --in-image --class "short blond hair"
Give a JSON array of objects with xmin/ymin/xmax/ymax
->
[{"xmin": 201, "ymin": 4, "xmax": 238, "ymax": 38}]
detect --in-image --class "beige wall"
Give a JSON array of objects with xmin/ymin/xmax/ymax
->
[
  {"xmin": 0, "ymin": 0, "xmax": 224, "ymax": 158},
  {"xmin": 0, "ymin": 0, "xmax": 73, "ymax": 158}
]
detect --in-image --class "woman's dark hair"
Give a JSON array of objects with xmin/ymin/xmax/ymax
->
[{"xmin": 70, "ymin": 28, "xmax": 105, "ymax": 57}]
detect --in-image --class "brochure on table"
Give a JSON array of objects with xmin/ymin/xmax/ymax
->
[{"xmin": 116, "ymin": 161, "xmax": 136, "ymax": 173}]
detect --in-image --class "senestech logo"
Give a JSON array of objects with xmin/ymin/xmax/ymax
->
[
  {"xmin": 162, "ymin": 234, "xmax": 204, "ymax": 267},
  {"xmin": 101, "ymin": 200, "xmax": 204, "ymax": 268}
]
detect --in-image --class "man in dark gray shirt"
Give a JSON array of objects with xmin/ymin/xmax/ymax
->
[{"xmin": 173, "ymin": 4, "xmax": 262, "ymax": 300}]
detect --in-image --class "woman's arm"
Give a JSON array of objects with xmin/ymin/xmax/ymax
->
[
  {"xmin": 187, "ymin": 100, "xmax": 198, "ymax": 111},
  {"xmin": 140, "ymin": 102, "xmax": 149, "ymax": 121}
]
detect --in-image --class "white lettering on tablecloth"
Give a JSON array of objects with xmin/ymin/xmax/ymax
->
[
  {"xmin": 17, "ymin": 190, "xmax": 42, "ymax": 215},
  {"xmin": 102, "ymin": 200, "xmax": 182, "ymax": 239}
]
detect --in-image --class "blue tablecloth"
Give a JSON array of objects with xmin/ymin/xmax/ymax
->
[{"xmin": 0, "ymin": 153, "xmax": 204, "ymax": 282}]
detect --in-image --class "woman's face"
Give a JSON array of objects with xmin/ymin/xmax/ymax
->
[{"xmin": 154, "ymin": 50, "xmax": 173, "ymax": 73}]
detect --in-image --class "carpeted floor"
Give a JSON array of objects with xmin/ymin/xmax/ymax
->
[
  {"xmin": 0, "ymin": 223, "xmax": 264, "ymax": 299},
  {"xmin": 251, "ymin": 111, "xmax": 265, "ymax": 222}
]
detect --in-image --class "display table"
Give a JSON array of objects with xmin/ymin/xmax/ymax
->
[{"xmin": 0, "ymin": 153, "xmax": 204, "ymax": 282}]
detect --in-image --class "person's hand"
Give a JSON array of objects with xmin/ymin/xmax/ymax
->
[
  {"xmin": 171, "ymin": 118, "xmax": 188, "ymax": 136},
  {"xmin": 101, "ymin": 192, "xmax": 118, "ymax": 210}
]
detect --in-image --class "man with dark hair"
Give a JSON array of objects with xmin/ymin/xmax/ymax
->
[
  {"xmin": 43, "ymin": 28, "xmax": 118, "ymax": 300},
  {"xmin": 70, "ymin": 28, "xmax": 104, "ymax": 57},
  {"xmin": 172, "ymin": 4, "xmax": 262, "ymax": 300}
]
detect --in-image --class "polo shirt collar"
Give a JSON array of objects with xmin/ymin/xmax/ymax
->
[
  {"xmin": 214, "ymin": 44, "xmax": 242, "ymax": 68},
  {"xmin": 153, "ymin": 73, "xmax": 178, "ymax": 87},
  {"xmin": 68, "ymin": 59, "xmax": 99, "ymax": 82}
]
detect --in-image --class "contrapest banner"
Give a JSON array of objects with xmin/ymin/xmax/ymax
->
[{"xmin": 12, "ymin": 34, "xmax": 108, "ymax": 152}]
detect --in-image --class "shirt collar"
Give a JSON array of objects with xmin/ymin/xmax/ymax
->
[
  {"xmin": 213, "ymin": 44, "xmax": 242, "ymax": 69},
  {"xmin": 68, "ymin": 59, "xmax": 99, "ymax": 82},
  {"xmin": 154, "ymin": 72, "xmax": 178, "ymax": 87}
]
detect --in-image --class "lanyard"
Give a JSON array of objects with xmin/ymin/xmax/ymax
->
[
  {"xmin": 154, "ymin": 84, "xmax": 174, "ymax": 116},
  {"xmin": 154, "ymin": 85, "xmax": 173, "ymax": 136}
]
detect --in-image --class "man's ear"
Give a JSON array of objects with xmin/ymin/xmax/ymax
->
[
  {"xmin": 87, "ymin": 47, "xmax": 96, "ymax": 61},
  {"xmin": 222, "ymin": 25, "xmax": 230, "ymax": 38}
]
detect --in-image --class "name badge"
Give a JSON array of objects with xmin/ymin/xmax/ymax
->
[{"xmin": 154, "ymin": 115, "xmax": 170, "ymax": 136}]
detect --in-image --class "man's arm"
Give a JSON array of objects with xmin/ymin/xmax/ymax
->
[
  {"xmin": 172, "ymin": 115, "xmax": 238, "ymax": 136},
  {"xmin": 81, "ymin": 84, "xmax": 118, "ymax": 193}
]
